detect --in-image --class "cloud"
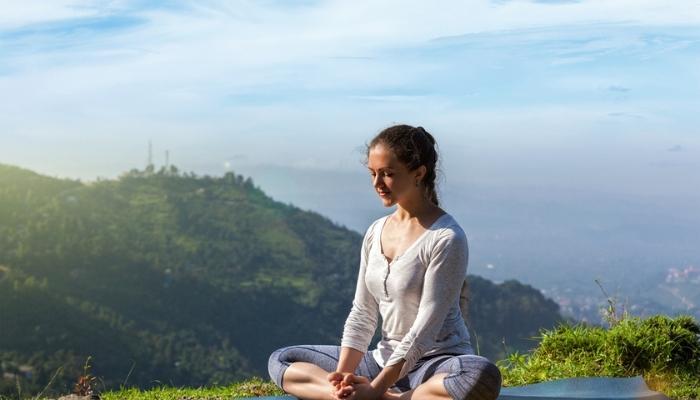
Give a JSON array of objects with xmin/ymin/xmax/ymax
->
[
  {"xmin": 534, "ymin": 0, "xmax": 582, "ymax": 3},
  {"xmin": 667, "ymin": 144, "xmax": 684, "ymax": 152},
  {"xmin": 608, "ymin": 85, "xmax": 631, "ymax": 93},
  {"xmin": 328, "ymin": 56, "xmax": 376, "ymax": 60},
  {"xmin": 607, "ymin": 112, "xmax": 645, "ymax": 120},
  {"xmin": 648, "ymin": 160, "xmax": 690, "ymax": 168},
  {"xmin": 348, "ymin": 95, "xmax": 428, "ymax": 103},
  {"xmin": 1, "ymin": 0, "xmax": 699, "ymax": 184},
  {"xmin": 494, "ymin": 0, "xmax": 582, "ymax": 4},
  {"xmin": 0, "ymin": 1, "xmax": 95, "ymax": 30}
]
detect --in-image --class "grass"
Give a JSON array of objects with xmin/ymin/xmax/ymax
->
[
  {"xmin": 100, "ymin": 377, "xmax": 284, "ymax": 399},
  {"xmin": 498, "ymin": 314, "xmax": 700, "ymax": 400}
]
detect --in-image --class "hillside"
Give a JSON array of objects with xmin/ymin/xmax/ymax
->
[{"xmin": 0, "ymin": 163, "xmax": 563, "ymax": 397}]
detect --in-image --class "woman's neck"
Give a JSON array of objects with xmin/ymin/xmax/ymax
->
[{"xmin": 393, "ymin": 199, "xmax": 441, "ymax": 222}]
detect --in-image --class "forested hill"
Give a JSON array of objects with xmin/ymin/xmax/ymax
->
[{"xmin": 0, "ymin": 163, "xmax": 563, "ymax": 396}]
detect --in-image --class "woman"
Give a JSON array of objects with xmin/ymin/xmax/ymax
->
[{"xmin": 268, "ymin": 125, "xmax": 502, "ymax": 400}]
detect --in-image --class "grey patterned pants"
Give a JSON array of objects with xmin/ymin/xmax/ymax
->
[{"xmin": 268, "ymin": 345, "xmax": 501, "ymax": 400}]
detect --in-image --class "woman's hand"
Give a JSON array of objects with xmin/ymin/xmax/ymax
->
[
  {"xmin": 327, "ymin": 371, "xmax": 349, "ymax": 388},
  {"xmin": 329, "ymin": 373, "xmax": 384, "ymax": 400},
  {"xmin": 327, "ymin": 372, "xmax": 358, "ymax": 399}
]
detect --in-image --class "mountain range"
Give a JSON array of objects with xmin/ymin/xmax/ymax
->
[{"xmin": 0, "ymin": 163, "xmax": 562, "ymax": 397}]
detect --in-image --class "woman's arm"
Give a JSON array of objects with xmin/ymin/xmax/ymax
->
[
  {"xmin": 370, "ymin": 360, "xmax": 404, "ymax": 392},
  {"xmin": 340, "ymin": 224, "xmax": 380, "ymax": 357},
  {"xmin": 332, "ymin": 223, "xmax": 381, "ymax": 394},
  {"xmin": 336, "ymin": 346, "xmax": 365, "ymax": 373}
]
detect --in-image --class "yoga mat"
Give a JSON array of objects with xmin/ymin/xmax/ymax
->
[
  {"xmin": 238, "ymin": 376, "xmax": 670, "ymax": 399},
  {"xmin": 498, "ymin": 376, "xmax": 670, "ymax": 400}
]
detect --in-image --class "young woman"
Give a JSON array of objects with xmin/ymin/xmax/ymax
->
[{"xmin": 268, "ymin": 125, "xmax": 501, "ymax": 400}]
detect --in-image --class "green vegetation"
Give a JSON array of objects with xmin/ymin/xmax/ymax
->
[
  {"xmin": 499, "ymin": 315, "xmax": 700, "ymax": 399},
  {"xmin": 0, "ymin": 163, "xmax": 563, "ymax": 398},
  {"xmin": 0, "ymin": 376, "xmax": 283, "ymax": 400},
  {"xmin": 99, "ymin": 377, "xmax": 284, "ymax": 400}
]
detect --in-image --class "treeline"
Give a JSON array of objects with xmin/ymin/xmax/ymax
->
[{"xmin": 0, "ymin": 163, "xmax": 563, "ymax": 397}]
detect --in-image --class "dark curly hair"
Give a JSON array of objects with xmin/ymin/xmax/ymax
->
[{"xmin": 365, "ymin": 124, "xmax": 440, "ymax": 206}]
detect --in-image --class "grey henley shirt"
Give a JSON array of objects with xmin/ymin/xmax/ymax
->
[{"xmin": 341, "ymin": 212, "xmax": 473, "ymax": 379}]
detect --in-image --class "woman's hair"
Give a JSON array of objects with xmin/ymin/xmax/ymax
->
[{"xmin": 365, "ymin": 124, "xmax": 440, "ymax": 206}]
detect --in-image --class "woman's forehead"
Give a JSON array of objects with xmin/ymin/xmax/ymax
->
[{"xmin": 368, "ymin": 144, "xmax": 398, "ymax": 165}]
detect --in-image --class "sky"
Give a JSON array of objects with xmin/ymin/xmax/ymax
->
[
  {"xmin": 1, "ymin": 0, "xmax": 699, "ymax": 198},
  {"xmin": 1, "ymin": 0, "xmax": 699, "ymax": 318}
]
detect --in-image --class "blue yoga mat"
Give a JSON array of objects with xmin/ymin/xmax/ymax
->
[
  {"xmin": 498, "ymin": 376, "xmax": 670, "ymax": 400},
  {"xmin": 238, "ymin": 376, "xmax": 669, "ymax": 399}
]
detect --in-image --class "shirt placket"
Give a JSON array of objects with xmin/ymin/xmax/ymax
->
[{"xmin": 383, "ymin": 259, "xmax": 391, "ymax": 299}]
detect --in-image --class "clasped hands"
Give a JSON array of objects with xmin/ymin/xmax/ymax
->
[{"xmin": 327, "ymin": 372, "xmax": 401, "ymax": 400}]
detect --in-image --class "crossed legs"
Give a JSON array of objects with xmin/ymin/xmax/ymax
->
[
  {"xmin": 268, "ymin": 345, "xmax": 380, "ymax": 400},
  {"xmin": 268, "ymin": 345, "xmax": 501, "ymax": 400}
]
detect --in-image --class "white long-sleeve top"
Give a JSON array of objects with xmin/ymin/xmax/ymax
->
[{"xmin": 341, "ymin": 212, "xmax": 473, "ymax": 379}]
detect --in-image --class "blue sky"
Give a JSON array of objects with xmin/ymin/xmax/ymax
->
[
  {"xmin": 1, "ymin": 0, "xmax": 699, "ymax": 201},
  {"xmin": 2, "ymin": 1, "xmax": 700, "ymax": 315}
]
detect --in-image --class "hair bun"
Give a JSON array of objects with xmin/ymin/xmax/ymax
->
[{"xmin": 415, "ymin": 126, "xmax": 436, "ymax": 146}]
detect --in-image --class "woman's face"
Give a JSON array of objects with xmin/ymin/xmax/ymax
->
[{"xmin": 367, "ymin": 143, "xmax": 422, "ymax": 206}]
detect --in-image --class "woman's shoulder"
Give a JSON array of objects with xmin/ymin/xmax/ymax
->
[
  {"xmin": 362, "ymin": 214, "xmax": 390, "ymax": 245},
  {"xmin": 419, "ymin": 213, "xmax": 468, "ymax": 266},
  {"xmin": 430, "ymin": 213, "xmax": 468, "ymax": 246}
]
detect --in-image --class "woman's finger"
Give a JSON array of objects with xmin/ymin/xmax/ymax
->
[
  {"xmin": 337, "ymin": 384, "xmax": 355, "ymax": 397},
  {"xmin": 328, "ymin": 371, "xmax": 344, "ymax": 383},
  {"xmin": 350, "ymin": 375, "xmax": 370, "ymax": 384},
  {"xmin": 342, "ymin": 373, "xmax": 356, "ymax": 385}
]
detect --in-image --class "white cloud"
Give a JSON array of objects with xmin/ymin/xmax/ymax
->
[{"xmin": 0, "ymin": 0, "xmax": 97, "ymax": 29}]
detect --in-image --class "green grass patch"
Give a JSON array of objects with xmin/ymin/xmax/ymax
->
[
  {"xmin": 100, "ymin": 377, "xmax": 284, "ymax": 400},
  {"xmin": 498, "ymin": 315, "xmax": 700, "ymax": 400}
]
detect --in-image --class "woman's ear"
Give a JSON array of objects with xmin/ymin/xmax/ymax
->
[{"xmin": 415, "ymin": 165, "xmax": 427, "ymax": 184}]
